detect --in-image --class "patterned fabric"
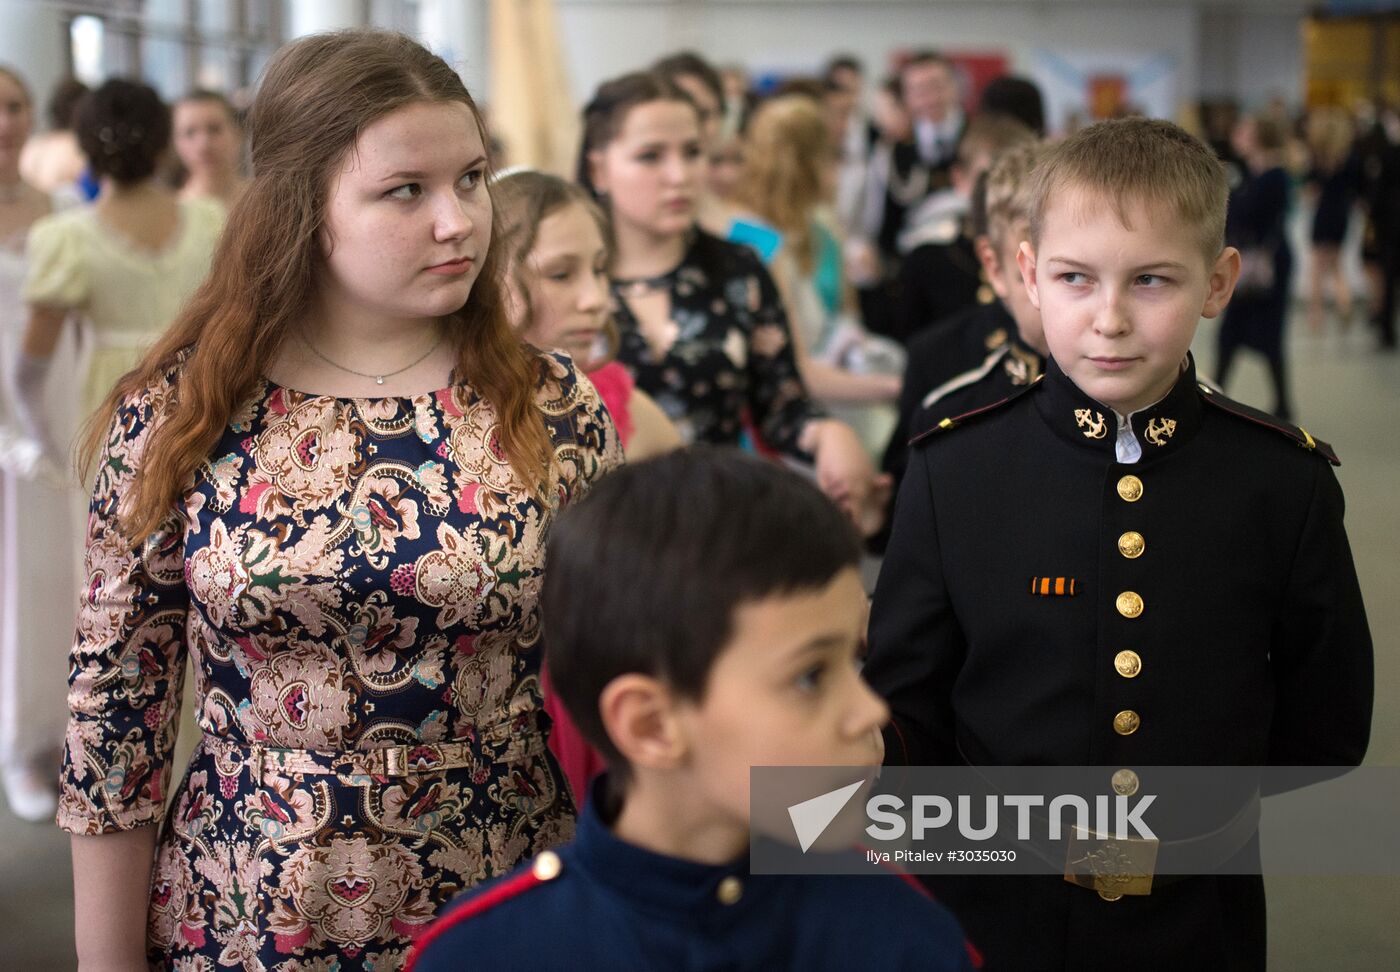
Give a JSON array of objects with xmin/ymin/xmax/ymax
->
[
  {"xmin": 611, "ymin": 229, "xmax": 821, "ymax": 458},
  {"xmin": 58, "ymin": 350, "xmax": 621, "ymax": 970}
]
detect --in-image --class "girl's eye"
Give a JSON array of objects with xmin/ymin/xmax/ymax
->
[
  {"xmin": 386, "ymin": 183, "xmax": 421, "ymax": 200},
  {"xmin": 1136, "ymin": 274, "xmax": 1167, "ymax": 287},
  {"xmin": 636, "ymin": 151, "xmax": 660, "ymax": 164},
  {"xmin": 459, "ymin": 169, "xmax": 483, "ymax": 191},
  {"xmin": 683, "ymin": 144, "xmax": 703, "ymax": 160},
  {"xmin": 1059, "ymin": 272, "xmax": 1087, "ymax": 285},
  {"xmin": 546, "ymin": 270, "xmax": 571, "ymax": 282}
]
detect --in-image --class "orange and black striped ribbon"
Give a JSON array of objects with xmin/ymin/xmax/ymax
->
[{"xmin": 1030, "ymin": 576, "xmax": 1077, "ymax": 596}]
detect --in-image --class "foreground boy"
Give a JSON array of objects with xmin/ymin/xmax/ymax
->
[
  {"xmin": 407, "ymin": 448, "xmax": 978, "ymax": 971},
  {"xmin": 864, "ymin": 118, "xmax": 1372, "ymax": 970}
]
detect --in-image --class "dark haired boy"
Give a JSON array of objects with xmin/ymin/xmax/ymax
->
[
  {"xmin": 407, "ymin": 447, "xmax": 977, "ymax": 971},
  {"xmin": 865, "ymin": 117, "xmax": 1372, "ymax": 970}
]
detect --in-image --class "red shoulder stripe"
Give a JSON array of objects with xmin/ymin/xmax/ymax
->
[{"xmin": 402, "ymin": 869, "xmax": 544, "ymax": 972}]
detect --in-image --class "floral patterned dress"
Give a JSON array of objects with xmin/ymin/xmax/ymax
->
[
  {"xmin": 611, "ymin": 229, "xmax": 822, "ymax": 458},
  {"xmin": 57, "ymin": 350, "xmax": 620, "ymax": 971}
]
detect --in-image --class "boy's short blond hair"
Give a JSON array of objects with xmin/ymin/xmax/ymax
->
[
  {"xmin": 975, "ymin": 140, "xmax": 1046, "ymax": 246},
  {"xmin": 1027, "ymin": 117, "xmax": 1228, "ymax": 263}
]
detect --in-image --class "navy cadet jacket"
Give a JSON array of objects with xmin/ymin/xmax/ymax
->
[
  {"xmin": 406, "ymin": 777, "xmax": 979, "ymax": 972},
  {"xmin": 863, "ymin": 354, "xmax": 1373, "ymax": 971}
]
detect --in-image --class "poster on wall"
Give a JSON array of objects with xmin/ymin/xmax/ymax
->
[{"xmin": 1030, "ymin": 49, "xmax": 1177, "ymax": 134}]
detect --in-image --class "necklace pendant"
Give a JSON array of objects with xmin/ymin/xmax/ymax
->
[{"xmin": 375, "ymin": 376, "xmax": 384, "ymax": 385}]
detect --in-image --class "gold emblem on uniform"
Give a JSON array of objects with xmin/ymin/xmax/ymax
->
[
  {"xmin": 1113, "ymin": 650, "xmax": 1142, "ymax": 678},
  {"xmin": 1074, "ymin": 408, "xmax": 1108, "ymax": 440},
  {"xmin": 1064, "ymin": 827, "xmax": 1157, "ymax": 897},
  {"xmin": 1004, "ymin": 356, "xmax": 1031, "ymax": 386},
  {"xmin": 1115, "ymin": 591, "xmax": 1144, "ymax": 618},
  {"xmin": 1143, "ymin": 417, "xmax": 1177, "ymax": 447},
  {"xmin": 1113, "ymin": 709, "xmax": 1141, "ymax": 735},
  {"xmin": 1116, "ymin": 475, "xmax": 1143, "ymax": 502},
  {"xmin": 1111, "ymin": 768, "xmax": 1141, "ymax": 796},
  {"xmin": 983, "ymin": 327, "xmax": 1008, "ymax": 350},
  {"xmin": 716, "ymin": 876, "xmax": 743, "ymax": 905},
  {"xmin": 1117, "ymin": 531, "xmax": 1145, "ymax": 558},
  {"xmin": 532, "ymin": 850, "xmax": 563, "ymax": 881}
]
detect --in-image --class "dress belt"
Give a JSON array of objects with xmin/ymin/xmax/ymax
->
[{"xmin": 201, "ymin": 732, "xmax": 503, "ymax": 778}]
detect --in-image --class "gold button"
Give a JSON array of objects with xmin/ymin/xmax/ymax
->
[
  {"xmin": 1114, "ymin": 650, "xmax": 1142, "ymax": 678},
  {"xmin": 1099, "ymin": 890, "xmax": 1124, "ymax": 902},
  {"xmin": 532, "ymin": 850, "xmax": 562, "ymax": 881},
  {"xmin": 1117, "ymin": 531, "xmax": 1145, "ymax": 559},
  {"xmin": 1116, "ymin": 475, "xmax": 1143, "ymax": 502},
  {"xmin": 1115, "ymin": 591, "xmax": 1144, "ymax": 618},
  {"xmin": 1113, "ymin": 710, "xmax": 1141, "ymax": 736},
  {"xmin": 1111, "ymin": 768, "xmax": 1140, "ymax": 796},
  {"xmin": 716, "ymin": 876, "xmax": 743, "ymax": 905}
]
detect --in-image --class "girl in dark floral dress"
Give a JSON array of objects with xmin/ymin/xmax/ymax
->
[
  {"xmin": 61, "ymin": 30, "xmax": 619, "ymax": 971},
  {"xmin": 577, "ymin": 72, "xmax": 884, "ymax": 530}
]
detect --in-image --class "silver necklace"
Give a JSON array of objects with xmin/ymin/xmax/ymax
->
[{"xmin": 300, "ymin": 330, "xmax": 445, "ymax": 386}]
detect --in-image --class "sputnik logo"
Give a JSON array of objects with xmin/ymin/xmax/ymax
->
[{"xmin": 787, "ymin": 780, "xmax": 865, "ymax": 853}]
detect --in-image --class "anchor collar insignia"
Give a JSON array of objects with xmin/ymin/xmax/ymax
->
[{"xmin": 1035, "ymin": 353, "xmax": 1203, "ymax": 461}]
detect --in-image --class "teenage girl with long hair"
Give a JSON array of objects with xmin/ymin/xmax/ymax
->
[
  {"xmin": 579, "ymin": 72, "xmax": 882, "ymax": 529},
  {"xmin": 61, "ymin": 30, "xmax": 618, "ymax": 969}
]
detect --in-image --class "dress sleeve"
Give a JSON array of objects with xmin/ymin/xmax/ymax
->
[
  {"xmin": 546, "ymin": 353, "xmax": 623, "ymax": 506},
  {"xmin": 741, "ymin": 253, "xmax": 825, "ymax": 459},
  {"xmin": 57, "ymin": 376, "xmax": 190, "ymax": 835},
  {"xmin": 22, "ymin": 214, "xmax": 89, "ymax": 309}
]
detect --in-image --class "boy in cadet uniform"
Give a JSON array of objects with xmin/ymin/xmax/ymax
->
[
  {"xmin": 897, "ymin": 114, "xmax": 1035, "ymax": 344},
  {"xmin": 406, "ymin": 448, "xmax": 979, "ymax": 972},
  {"xmin": 864, "ymin": 117, "xmax": 1373, "ymax": 971},
  {"xmin": 886, "ymin": 141, "xmax": 1049, "ymax": 491}
]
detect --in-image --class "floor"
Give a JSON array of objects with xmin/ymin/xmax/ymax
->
[{"xmin": 2, "ymin": 311, "xmax": 1397, "ymax": 970}]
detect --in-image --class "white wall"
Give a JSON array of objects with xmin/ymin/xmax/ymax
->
[
  {"xmin": 552, "ymin": 0, "xmax": 1307, "ymax": 121},
  {"xmin": 1199, "ymin": 6, "xmax": 1304, "ymax": 109}
]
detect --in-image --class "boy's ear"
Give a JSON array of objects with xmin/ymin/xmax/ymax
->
[
  {"xmin": 598, "ymin": 674, "xmax": 688, "ymax": 772},
  {"xmin": 1201, "ymin": 246, "xmax": 1242, "ymax": 319},
  {"xmin": 1016, "ymin": 240, "xmax": 1041, "ymax": 309},
  {"xmin": 974, "ymin": 235, "xmax": 1010, "ymax": 302}
]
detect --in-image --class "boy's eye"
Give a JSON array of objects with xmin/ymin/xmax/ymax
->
[
  {"xmin": 683, "ymin": 143, "xmax": 704, "ymax": 160},
  {"xmin": 1135, "ymin": 274, "xmax": 1167, "ymax": 287},
  {"xmin": 1059, "ymin": 271, "xmax": 1087, "ymax": 285},
  {"xmin": 386, "ymin": 183, "xmax": 422, "ymax": 200},
  {"xmin": 794, "ymin": 663, "xmax": 827, "ymax": 694},
  {"xmin": 636, "ymin": 151, "xmax": 660, "ymax": 164}
]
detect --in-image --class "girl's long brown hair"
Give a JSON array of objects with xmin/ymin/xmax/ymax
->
[{"xmin": 83, "ymin": 29, "xmax": 552, "ymax": 543}]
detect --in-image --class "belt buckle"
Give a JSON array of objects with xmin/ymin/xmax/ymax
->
[
  {"xmin": 1064, "ymin": 826, "xmax": 1159, "ymax": 898},
  {"xmin": 383, "ymin": 745, "xmax": 408, "ymax": 777}
]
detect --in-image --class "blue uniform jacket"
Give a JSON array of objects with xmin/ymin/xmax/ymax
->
[{"xmin": 407, "ymin": 777, "xmax": 979, "ymax": 971}]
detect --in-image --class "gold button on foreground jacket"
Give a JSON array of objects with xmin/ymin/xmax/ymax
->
[
  {"xmin": 1116, "ymin": 591, "xmax": 1144, "ymax": 618},
  {"xmin": 1111, "ymin": 768, "xmax": 1140, "ymax": 796},
  {"xmin": 1114, "ymin": 650, "xmax": 1142, "ymax": 678},
  {"xmin": 716, "ymin": 876, "xmax": 743, "ymax": 905},
  {"xmin": 1118, "ymin": 531, "xmax": 1145, "ymax": 558},
  {"xmin": 1116, "ymin": 474, "xmax": 1143, "ymax": 502},
  {"xmin": 1114, "ymin": 710, "xmax": 1141, "ymax": 735}
]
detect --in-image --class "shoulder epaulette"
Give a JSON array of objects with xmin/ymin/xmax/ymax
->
[
  {"xmin": 402, "ymin": 852, "xmax": 563, "ymax": 972},
  {"xmin": 1197, "ymin": 382, "xmax": 1339, "ymax": 466},
  {"xmin": 919, "ymin": 344, "xmax": 1010, "ymax": 411},
  {"xmin": 909, "ymin": 375, "xmax": 1040, "ymax": 448}
]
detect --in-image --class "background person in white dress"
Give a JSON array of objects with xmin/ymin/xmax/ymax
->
[{"xmin": 0, "ymin": 64, "xmax": 78, "ymax": 823}]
